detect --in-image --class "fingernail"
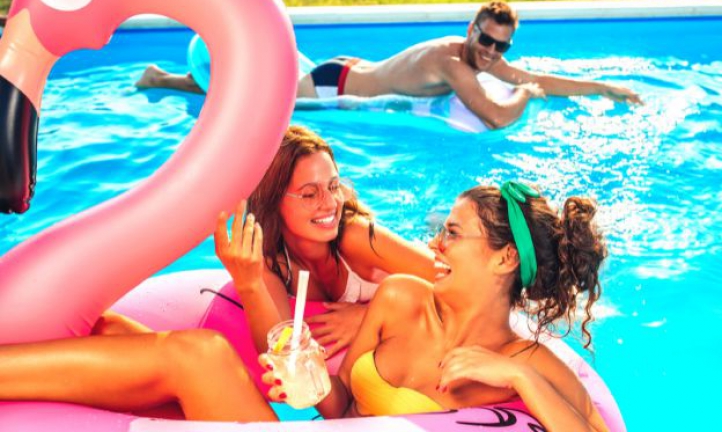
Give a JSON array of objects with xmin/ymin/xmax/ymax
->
[
  {"xmin": 275, "ymin": 379, "xmax": 282, "ymax": 386},
  {"xmin": 440, "ymin": 386, "xmax": 447, "ymax": 393},
  {"xmin": 279, "ymin": 392, "xmax": 287, "ymax": 399},
  {"xmin": 266, "ymin": 364, "xmax": 274, "ymax": 371}
]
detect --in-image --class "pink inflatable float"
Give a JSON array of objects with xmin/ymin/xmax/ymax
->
[
  {"xmin": 0, "ymin": 270, "xmax": 627, "ymax": 431},
  {"xmin": 0, "ymin": 0, "xmax": 297, "ymax": 340}
]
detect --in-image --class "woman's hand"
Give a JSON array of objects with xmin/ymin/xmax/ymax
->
[
  {"xmin": 437, "ymin": 345, "xmax": 525, "ymax": 392},
  {"xmin": 214, "ymin": 200, "xmax": 264, "ymax": 294},
  {"xmin": 306, "ymin": 302, "xmax": 368, "ymax": 359},
  {"xmin": 258, "ymin": 354, "xmax": 288, "ymax": 402}
]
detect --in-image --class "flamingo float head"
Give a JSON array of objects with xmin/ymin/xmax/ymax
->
[{"xmin": 0, "ymin": 0, "xmax": 297, "ymax": 342}]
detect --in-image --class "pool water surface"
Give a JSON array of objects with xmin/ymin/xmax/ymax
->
[{"xmin": 1, "ymin": 16, "xmax": 721, "ymax": 431}]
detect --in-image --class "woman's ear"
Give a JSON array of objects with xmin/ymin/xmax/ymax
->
[{"xmin": 495, "ymin": 244, "xmax": 519, "ymax": 276}]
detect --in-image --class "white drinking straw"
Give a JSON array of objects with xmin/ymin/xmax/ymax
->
[{"xmin": 291, "ymin": 270, "xmax": 310, "ymax": 350}]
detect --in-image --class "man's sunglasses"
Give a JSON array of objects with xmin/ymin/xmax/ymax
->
[{"xmin": 474, "ymin": 25, "xmax": 512, "ymax": 54}]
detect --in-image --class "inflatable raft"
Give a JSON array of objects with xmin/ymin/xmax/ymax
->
[{"xmin": 0, "ymin": 269, "xmax": 626, "ymax": 431}]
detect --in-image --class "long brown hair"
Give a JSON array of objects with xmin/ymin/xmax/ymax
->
[
  {"xmin": 460, "ymin": 186, "xmax": 607, "ymax": 349},
  {"xmin": 247, "ymin": 125, "xmax": 373, "ymax": 288}
]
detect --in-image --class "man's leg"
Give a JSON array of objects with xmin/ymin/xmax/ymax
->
[
  {"xmin": 297, "ymin": 73, "xmax": 318, "ymax": 98},
  {"xmin": 135, "ymin": 65, "xmax": 204, "ymax": 94},
  {"xmin": 0, "ymin": 329, "xmax": 277, "ymax": 422}
]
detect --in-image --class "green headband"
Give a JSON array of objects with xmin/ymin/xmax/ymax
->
[{"xmin": 500, "ymin": 181, "xmax": 540, "ymax": 288}]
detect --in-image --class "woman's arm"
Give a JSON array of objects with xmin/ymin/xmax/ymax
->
[
  {"xmin": 215, "ymin": 201, "xmax": 291, "ymax": 352},
  {"xmin": 340, "ymin": 216, "xmax": 436, "ymax": 282},
  {"xmin": 313, "ymin": 280, "xmax": 388, "ymax": 418},
  {"xmin": 438, "ymin": 344, "xmax": 608, "ymax": 432},
  {"xmin": 511, "ymin": 363, "xmax": 608, "ymax": 432},
  {"xmin": 517, "ymin": 344, "xmax": 609, "ymax": 432}
]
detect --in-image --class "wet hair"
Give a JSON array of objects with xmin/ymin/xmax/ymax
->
[
  {"xmin": 459, "ymin": 185, "xmax": 607, "ymax": 349},
  {"xmin": 473, "ymin": 1, "xmax": 519, "ymax": 29},
  {"xmin": 247, "ymin": 125, "xmax": 373, "ymax": 289}
]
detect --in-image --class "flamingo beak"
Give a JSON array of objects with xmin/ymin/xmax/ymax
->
[
  {"xmin": 0, "ymin": 73, "xmax": 38, "ymax": 214},
  {"xmin": 0, "ymin": 12, "xmax": 56, "ymax": 214}
]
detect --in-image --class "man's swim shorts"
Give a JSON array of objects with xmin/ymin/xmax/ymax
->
[{"xmin": 309, "ymin": 56, "xmax": 361, "ymax": 98}]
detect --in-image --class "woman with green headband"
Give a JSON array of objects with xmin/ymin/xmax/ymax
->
[
  {"xmin": 0, "ymin": 181, "xmax": 609, "ymax": 431},
  {"xmin": 259, "ymin": 181, "xmax": 610, "ymax": 431}
]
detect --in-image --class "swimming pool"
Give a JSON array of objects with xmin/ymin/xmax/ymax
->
[{"xmin": 1, "ymin": 15, "xmax": 721, "ymax": 431}]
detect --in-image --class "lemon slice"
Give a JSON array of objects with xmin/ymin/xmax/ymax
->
[{"xmin": 273, "ymin": 326, "xmax": 294, "ymax": 353}]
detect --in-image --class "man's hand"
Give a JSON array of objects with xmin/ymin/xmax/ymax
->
[
  {"xmin": 516, "ymin": 82, "xmax": 546, "ymax": 99},
  {"xmin": 600, "ymin": 83, "xmax": 643, "ymax": 105},
  {"xmin": 306, "ymin": 302, "xmax": 368, "ymax": 358}
]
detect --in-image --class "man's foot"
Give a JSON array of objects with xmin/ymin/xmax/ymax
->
[
  {"xmin": 135, "ymin": 65, "xmax": 204, "ymax": 94},
  {"xmin": 135, "ymin": 65, "xmax": 166, "ymax": 89}
]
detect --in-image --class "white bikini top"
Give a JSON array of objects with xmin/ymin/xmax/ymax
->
[{"xmin": 283, "ymin": 245, "xmax": 386, "ymax": 303}]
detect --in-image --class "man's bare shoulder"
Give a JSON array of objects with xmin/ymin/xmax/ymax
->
[{"xmin": 415, "ymin": 36, "xmax": 465, "ymax": 57}]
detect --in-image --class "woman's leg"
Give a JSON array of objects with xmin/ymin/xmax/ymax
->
[{"xmin": 0, "ymin": 329, "xmax": 277, "ymax": 422}]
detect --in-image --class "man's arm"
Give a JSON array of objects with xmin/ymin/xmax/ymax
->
[
  {"xmin": 490, "ymin": 59, "xmax": 642, "ymax": 104},
  {"xmin": 442, "ymin": 57, "xmax": 544, "ymax": 129}
]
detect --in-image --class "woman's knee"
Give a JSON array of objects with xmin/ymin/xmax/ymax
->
[{"xmin": 162, "ymin": 330, "xmax": 248, "ymax": 378}]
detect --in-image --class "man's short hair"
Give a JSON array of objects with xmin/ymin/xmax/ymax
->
[{"xmin": 473, "ymin": 2, "xmax": 519, "ymax": 29}]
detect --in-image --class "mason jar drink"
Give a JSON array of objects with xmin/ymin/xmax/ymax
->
[{"xmin": 266, "ymin": 320, "xmax": 331, "ymax": 409}]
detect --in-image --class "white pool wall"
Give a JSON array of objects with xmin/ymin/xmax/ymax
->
[{"xmin": 121, "ymin": 0, "xmax": 722, "ymax": 28}]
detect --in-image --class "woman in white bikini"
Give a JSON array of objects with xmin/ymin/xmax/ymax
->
[{"xmin": 214, "ymin": 124, "xmax": 435, "ymax": 355}]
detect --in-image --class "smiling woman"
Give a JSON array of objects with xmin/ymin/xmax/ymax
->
[{"xmin": 216, "ymin": 125, "xmax": 436, "ymax": 356}]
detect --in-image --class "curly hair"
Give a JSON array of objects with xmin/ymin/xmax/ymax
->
[
  {"xmin": 473, "ymin": 1, "xmax": 519, "ymax": 29},
  {"xmin": 459, "ymin": 186, "xmax": 607, "ymax": 349},
  {"xmin": 247, "ymin": 125, "xmax": 374, "ymax": 290}
]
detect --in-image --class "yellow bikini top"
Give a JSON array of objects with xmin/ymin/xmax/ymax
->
[{"xmin": 350, "ymin": 351, "xmax": 444, "ymax": 416}]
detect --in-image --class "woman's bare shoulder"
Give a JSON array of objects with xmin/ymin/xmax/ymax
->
[{"xmin": 371, "ymin": 274, "xmax": 434, "ymax": 322}]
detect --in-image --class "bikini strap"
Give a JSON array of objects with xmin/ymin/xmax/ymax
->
[{"xmin": 283, "ymin": 243, "xmax": 293, "ymax": 288}]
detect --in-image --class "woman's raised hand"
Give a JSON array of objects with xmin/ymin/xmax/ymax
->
[{"xmin": 214, "ymin": 200, "xmax": 265, "ymax": 294}]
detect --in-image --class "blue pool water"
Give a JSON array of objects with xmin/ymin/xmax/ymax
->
[{"xmin": 1, "ymin": 16, "xmax": 721, "ymax": 431}]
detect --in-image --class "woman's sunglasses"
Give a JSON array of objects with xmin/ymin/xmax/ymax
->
[{"xmin": 474, "ymin": 25, "xmax": 512, "ymax": 54}]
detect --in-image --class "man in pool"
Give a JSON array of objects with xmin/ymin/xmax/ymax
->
[
  {"xmin": 297, "ymin": 1, "xmax": 642, "ymax": 129},
  {"xmin": 136, "ymin": 2, "xmax": 642, "ymax": 129}
]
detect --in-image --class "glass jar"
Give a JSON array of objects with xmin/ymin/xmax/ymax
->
[{"xmin": 266, "ymin": 320, "xmax": 331, "ymax": 409}]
